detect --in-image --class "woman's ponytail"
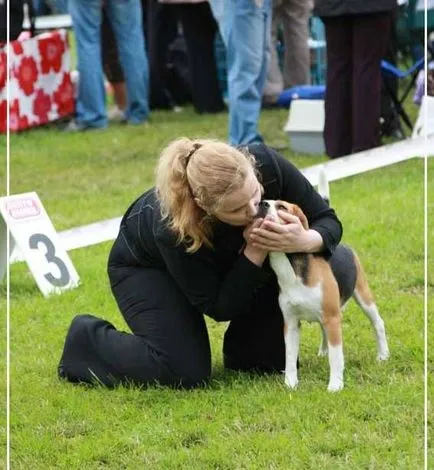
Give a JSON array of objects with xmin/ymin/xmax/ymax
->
[{"xmin": 155, "ymin": 138, "xmax": 211, "ymax": 252}]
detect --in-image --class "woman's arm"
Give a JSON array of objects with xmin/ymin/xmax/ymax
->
[
  {"xmin": 156, "ymin": 236, "xmax": 268, "ymax": 322},
  {"xmin": 251, "ymin": 145, "xmax": 343, "ymax": 257}
]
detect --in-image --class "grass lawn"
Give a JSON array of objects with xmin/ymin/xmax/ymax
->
[{"xmin": 0, "ymin": 106, "xmax": 432, "ymax": 468}]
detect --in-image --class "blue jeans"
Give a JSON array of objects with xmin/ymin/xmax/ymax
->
[
  {"xmin": 209, "ymin": 0, "xmax": 272, "ymax": 145},
  {"xmin": 69, "ymin": 0, "xmax": 149, "ymax": 128}
]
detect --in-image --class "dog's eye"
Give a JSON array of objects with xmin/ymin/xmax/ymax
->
[{"xmin": 276, "ymin": 203, "xmax": 288, "ymax": 212}]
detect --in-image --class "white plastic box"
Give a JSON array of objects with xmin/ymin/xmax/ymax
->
[
  {"xmin": 412, "ymin": 95, "xmax": 434, "ymax": 139},
  {"xmin": 284, "ymin": 99, "xmax": 325, "ymax": 154}
]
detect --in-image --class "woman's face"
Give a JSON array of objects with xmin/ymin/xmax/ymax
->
[{"xmin": 211, "ymin": 170, "xmax": 263, "ymax": 226}]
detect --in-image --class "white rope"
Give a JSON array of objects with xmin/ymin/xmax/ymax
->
[{"xmin": 10, "ymin": 135, "xmax": 433, "ymax": 263}]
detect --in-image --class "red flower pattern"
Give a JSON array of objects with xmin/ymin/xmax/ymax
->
[
  {"xmin": 38, "ymin": 32, "xmax": 65, "ymax": 74},
  {"xmin": 12, "ymin": 41, "xmax": 24, "ymax": 56},
  {"xmin": 9, "ymin": 99, "xmax": 30, "ymax": 131},
  {"xmin": 53, "ymin": 73, "xmax": 74, "ymax": 116},
  {"xmin": 0, "ymin": 100, "xmax": 6, "ymax": 132},
  {"xmin": 0, "ymin": 51, "xmax": 6, "ymax": 90},
  {"xmin": 1, "ymin": 31, "xmax": 71, "ymax": 133},
  {"xmin": 15, "ymin": 56, "xmax": 38, "ymax": 96},
  {"xmin": 33, "ymin": 89, "xmax": 52, "ymax": 123}
]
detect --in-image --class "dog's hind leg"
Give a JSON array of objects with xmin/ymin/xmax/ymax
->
[{"xmin": 352, "ymin": 254, "xmax": 390, "ymax": 361}]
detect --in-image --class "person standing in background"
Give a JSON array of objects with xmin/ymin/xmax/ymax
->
[
  {"xmin": 143, "ymin": 0, "xmax": 179, "ymax": 110},
  {"xmin": 158, "ymin": 0, "xmax": 225, "ymax": 114},
  {"xmin": 314, "ymin": 0, "xmax": 395, "ymax": 158},
  {"xmin": 208, "ymin": 0, "xmax": 272, "ymax": 145},
  {"xmin": 67, "ymin": 0, "xmax": 149, "ymax": 130},
  {"xmin": 264, "ymin": 0, "xmax": 313, "ymax": 105}
]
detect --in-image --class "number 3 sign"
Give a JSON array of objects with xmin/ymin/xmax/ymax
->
[{"xmin": 0, "ymin": 192, "xmax": 80, "ymax": 297}]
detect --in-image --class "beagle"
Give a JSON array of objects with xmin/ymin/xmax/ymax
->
[{"xmin": 257, "ymin": 199, "xmax": 390, "ymax": 392}]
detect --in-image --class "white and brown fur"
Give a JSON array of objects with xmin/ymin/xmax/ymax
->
[{"xmin": 260, "ymin": 178, "xmax": 389, "ymax": 392}]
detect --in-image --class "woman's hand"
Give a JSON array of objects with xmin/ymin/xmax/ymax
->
[
  {"xmin": 242, "ymin": 218, "xmax": 269, "ymax": 266},
  {"xmin": 248, "ymin": 210, "xmax": 324, "ymax": 253}
]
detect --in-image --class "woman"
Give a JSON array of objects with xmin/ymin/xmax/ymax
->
[
  {"xmin": 58, "ymin": 139, "xmax": 342, "ymax": 388},
  {"xmin": 314, "ymin": 0, "xmax": 396, "ymax": 158}
]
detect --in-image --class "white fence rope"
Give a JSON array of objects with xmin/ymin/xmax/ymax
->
[{"xmin": 10, "ymin": 135, "xmax": 433, "ymax": 263}]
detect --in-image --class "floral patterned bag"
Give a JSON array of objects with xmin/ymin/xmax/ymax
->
[{"xmin": 0, "ymin": 29, "xmax": 74, "ymax": 133}]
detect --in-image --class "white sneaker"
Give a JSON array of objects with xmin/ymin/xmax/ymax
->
[{"xmin": 108, "ymin": 106, "xmax": 126, "ymax": 123}]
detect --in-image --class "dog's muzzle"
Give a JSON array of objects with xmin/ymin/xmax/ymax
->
[{"xmin": 256, "ymin": 200, "xmax": 270, "ymax": 219}]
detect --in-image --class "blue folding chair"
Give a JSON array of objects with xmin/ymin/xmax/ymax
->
[{"xmin": 380, "ymin": 57, "xmax": 424, "ymax": 132}]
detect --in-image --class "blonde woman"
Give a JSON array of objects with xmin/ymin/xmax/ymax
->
[{"xmin": 58, "ymin": 139, "xmax": 342, "ymax": 388}]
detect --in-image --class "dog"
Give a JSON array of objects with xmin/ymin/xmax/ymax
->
[{"xmin": 257, "ymin": 189, "xmax": 389, "ymax": 392}]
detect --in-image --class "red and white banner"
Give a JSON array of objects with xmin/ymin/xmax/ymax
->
[{"xmin": 0, "ymin": 29, "xmax": 74, "ymax": 133}]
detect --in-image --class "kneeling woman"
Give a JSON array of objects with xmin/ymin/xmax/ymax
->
[{"xmin": 58, "ymin": 139, "xmax": 342, "ymax": 388}]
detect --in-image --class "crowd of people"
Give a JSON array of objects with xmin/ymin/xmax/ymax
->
[{"xmin": 14, "ymin": 0, "xmax": 423, "ymax": 157}]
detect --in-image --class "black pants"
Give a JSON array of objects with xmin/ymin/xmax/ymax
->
[
  {"xmin": 143, "ymin": 0, "xmax": 179, "ymax": 109},
  {"xmin": 173, "ymin": 3, "xmax": 224, "ymax": 113},
  {"xmin": 58, "ymin": 238, "xmax": 285, "ymax": 389},
  {"xmin": 322, "ymin": 13, "xmax": 392, "ymax": 158}
]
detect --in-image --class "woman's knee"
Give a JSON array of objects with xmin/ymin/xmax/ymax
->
[{"xmin": 166, "ymin": 354, "xmax": 212, "ymax": 389}]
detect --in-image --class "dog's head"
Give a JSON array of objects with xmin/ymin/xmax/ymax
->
[{"xmin": 257, "ymin": 200, "xmax": 309, "ymax": 230}]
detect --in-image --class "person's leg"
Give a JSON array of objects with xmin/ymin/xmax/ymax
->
[
  {"xmin": 209, "ymin": 0, "xmax": 272, "ymax": 145},
  {"xmin": 68, "ymin": 0, "xmax": 107, "ymax": 128},
  {"xmin": 110, "ymin": 83, "xmax": 127, "ymax": 111},
  {"xmin": 101, "ymin": 8, "xmax": 126, "ymax": 113},
  {"xmin": 352, "ymin": 12, "xmax": 392, "ymax": 153},
  {"xmin": 58, "ymin": 266, "xmax": 211, "ymax": 388},
  {"xmin": 176, "ymin": 3, "xmax": 224, "ymax": 113},
  {"xmin": 263, "ymin": 2, "xmax": 284, "ymax": 104},
  {"xmin": 144, "ymin": 0, "xmax": 177, "ymax": 110},
  {"xmin": 322, "ymin": 16, "xmax": 353, "ymax": 158},
  {"xmin": 53, "ymin": 0, "xmax": 68, "ymax": 14},
  {"xmin": 280, "ymin": 0, "xmax": 311, "ymax": 87},
  {"xmin": 223, "ymin": 278, "xmax": 286, "ymax": 373},
  {"xmin": 106, "ymin": 0, "xmax": 149, "ymax": 124}
]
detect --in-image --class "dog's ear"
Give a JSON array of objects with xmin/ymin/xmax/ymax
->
[{"xmin": 291, "ymin": 204, "xmax": 310, "ymax": 230}]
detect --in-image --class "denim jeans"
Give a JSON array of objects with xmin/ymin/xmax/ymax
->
[
  {"xmin": 69, "ymin": 0, "xmax": 149, "ymax": 128},
  {"xmin": 209, "ymin": 0, "xmax": 272, "ymax": 145}
]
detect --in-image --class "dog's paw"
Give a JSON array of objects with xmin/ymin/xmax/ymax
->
[
  {"xmin": 377, "ymin": 349, "xmax": 390, "ymax": 361},
  {"xmin": 285, "ymin": 375, "xmax": 299, "ymax": 389},
  {"xmin": 327, "ymin": 380, "xmax": 344, "ymax": 392}
]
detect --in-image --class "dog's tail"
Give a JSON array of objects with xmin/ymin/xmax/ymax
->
[{"xmin": 317, "ymin": 166, "xmax": 330, "ymax": 205}]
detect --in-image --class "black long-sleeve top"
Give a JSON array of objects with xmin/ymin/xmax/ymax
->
[{"xmin": 114, "ymin": 144, "xmax": 342, "ymax": 322}]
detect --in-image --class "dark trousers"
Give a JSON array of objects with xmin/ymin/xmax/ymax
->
[
  {"xmin": 143, "ymin": 0, "xmax": 178, "ymax": 109},
  {"xmin": 58, "ymin": 239, "xmax": 285, "ymax": 389},
  {"xmin": 323, "ymin": 13, "xmax": 392, "ymax": 158},
  {"xmin": 173, "ymin": 3, "xmax": 224, "ymax": 113}
]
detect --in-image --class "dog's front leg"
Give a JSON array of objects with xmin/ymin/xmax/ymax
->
[
  {"xmin": 284, "ymin": 317, "xmax": 300, "ymax": 389},
  {"xmin": 318, "ymin": 323, "xmax": 328, "ymax": 357}
]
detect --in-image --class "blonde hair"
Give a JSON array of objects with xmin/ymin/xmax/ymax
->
[{"xmin": 155, "ymin": 137, "xmax": 257, "ymax": 253}]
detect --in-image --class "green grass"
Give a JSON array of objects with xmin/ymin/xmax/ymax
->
[{"xmin": 0, "ymin": 106, "xmax": 432, "ymax": 468}]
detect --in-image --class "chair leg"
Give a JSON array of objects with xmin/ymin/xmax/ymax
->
[
  {"xmin": 398, "ymin": 72, "xmax": 419, "ymax": 106},
  {"xmin": 383, "ymin": 79, "xmax": 413, "ymax": 131}
]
